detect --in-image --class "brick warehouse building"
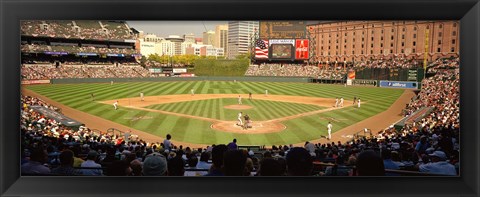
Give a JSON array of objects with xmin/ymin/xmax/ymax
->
[{"xmin": 307, "ymin": 21, "xmax": 459, "ymax": 65}]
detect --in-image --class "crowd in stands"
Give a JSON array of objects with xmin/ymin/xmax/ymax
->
[
  {"xmin": 354, "ymin": 57, "xmax": 422, "ymax": 69},
  {"xmin": 22, "ymin": 44, "xmax": 137, "ymax": 55},
  {"xmin": 21, "ymin": 20, "xmax": 135, "ymax": 40},
  {"xmin": 21, "ymin": 64, "xmax": 151, "ymax": 80},
  {"xmin": 21, "ymin": 57, "xmax": 460, "ymax": 176},
  {"xmin": 245, "ymin": 64, "xmax": 347, "ymax": 80}
]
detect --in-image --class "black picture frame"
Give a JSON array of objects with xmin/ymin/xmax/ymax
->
[{"xmin": 1, "ymin": 0, "xmax": 479, "ymax": 196}]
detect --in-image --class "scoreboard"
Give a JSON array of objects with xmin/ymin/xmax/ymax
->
[{"xmin": 259, "ymin": 21, "xmax": 307, "ymax": 39}]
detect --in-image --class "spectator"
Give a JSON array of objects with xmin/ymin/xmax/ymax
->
[
  {"xmin": 81, "ymin": 151, "xmax": 103, "ymax": 176},
  {"xmin": 227, "ymin": 139, "xmax": 238, "ymax": 150},
  {"xmin": 322, "ymin": 155, "xmax": 350, "ymax": 176},
  {"xmin": 418, "ymin": 151, "xmax": 457, "ymax": 176},
  {"xmin": 21, "ymin": 148, "xmax": 51, "ymax": 175},
  {"xmin": 163, "ymin": 134, "xmax": 173, "ymax": 151},
  {"xmin": 381, "ymin": 149, "xmax": 400, "ymax": 176},
  {"xmin": 142, "ymin": 153, "xmax": 167, "ymax": 176},
  {"xmin": 130, "ymin": 159, "xmax": 143, "ymax": 176},
  {"xmin": 257, "ymin": 158, "xmax": 284, "ymax": 176},
  {"xmin": 223, "ymin": 150, "xmax": 247, "ymax": 176},
  {"xmin": 356, "ymin": 150, "xmax": 385, "ymax": 176},
  {"xmin": 168, "ymin": 154, "xmax": 185, "ymax": 176},
  {"xmin": 51, "ymin": 150, "xmax": 83, "ymax": 176},
  {"xmin": 106, "ymin": 160, "xmax": 132, "ymax": 176},
  {"xmin": 196, "ymin": 152, "xmax": 212, "ymax": 170},
  {"xmin": 205, "ymin": 144, "xmax": 227, "ymax": 176},
  {"xmin": 286, "ymin": 147, "xmax": 313, "ymax": 176}
]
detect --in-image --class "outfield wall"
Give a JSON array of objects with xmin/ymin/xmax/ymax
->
[{"xmin": 50, "ymin": 76, "xmax": 311, "ymax": 84}]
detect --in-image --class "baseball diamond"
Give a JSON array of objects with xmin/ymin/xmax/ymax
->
[{"xmin": 24, "ymin": 81, "xmax": 408, "ymax": 146}]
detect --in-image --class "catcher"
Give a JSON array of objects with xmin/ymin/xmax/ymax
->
[{"xmin": 243, "ymin": 114, "xmax": 252, "ymax": 130}]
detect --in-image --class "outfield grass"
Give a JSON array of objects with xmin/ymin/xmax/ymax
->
[{"xmin": 25, "ymin": 81, "xmax": 404, "ymax": 145}]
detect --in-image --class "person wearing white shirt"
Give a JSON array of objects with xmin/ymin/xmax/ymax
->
[
  {"xmin": 419, "ymin": 151, "xmax": 457, "ymax": 176},
  {"xmin": 327, "ymin": 122, "xmax": 333, "ymax": 140},
  {"xmin": 237, "ymin": 112, "xmax": 243, "ymax": 126}
]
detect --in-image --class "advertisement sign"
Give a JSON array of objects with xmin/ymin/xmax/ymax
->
[
  {"xmin": 352, "ymin": 79, "xmax": 377, "ymax": 86},
  {"xmin": 21, "ymin": 79, "xmax": 51, "ymax": 85},
  {"xmin": 295, "ymin": 39, "xmax": 309, "ymax": 59},
  {"xmin": 107, "ymin": 53, "xmax": 125, "ymax": 57},
  {"xmin": 379, "ymin": 81, "xmax": 418, "ymax": 89},
  {"xmin": 148, "ymin": 68, "xmax": 163, "ymax": 73},
  {"xmin": 76, "ymin": 53, "xmax": 97, "ymax": 56},
  {"xmin": 44, "ymin": 51, "xmax": 68, "ymax": 55},
  {"xmin": 348, "ymin": 70, "xmax": 356, "ymax": 79},
  {"xmin": 269, "ymin": 39, "xmax": 295, "ymax": 46},
  {"xmin": 173, "ymin": 68, "xmax": 187, "ymax": 73},
  {"xmin": 179, "ymin": 73, "xmax": 195, "ymax": 77}
]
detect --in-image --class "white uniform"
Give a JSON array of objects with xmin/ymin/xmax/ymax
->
[
  {"xmin": 111, "ymin": 81, "xmax": 113, "ymax": 85},
  {"xmin": 191, "ymin": 89, "xmax": 194, "ymax": 96},
  {"xmin": 140, "ymin": 92, "xmax": 144, "ymax": 101},
  {"xmin": 238, "ymin": 113, "xmax": 243, "ymax": 126},
  {"xmin": 327, "ymin": 123, "xmax": 332, "ymax": 139},
  {"xmin": 335, "ymin": 98, "xmax": 339, "ymax": 108},
  {"xmin": 340, "ymin": 97, "xmax": 344, "ymax": 107},
  {"xmin": 265, "ymin": 90, "xmax": 268, "ymax": 96},
  {"xmin": 238, "ymin": 96, "xmax": 242, "ymax": 105},
  {"xmin": 113, "ymin": 101, "xmax": 118, "ymax": 110},
  {"xmin": 357, "ymin": 99, "xmax": 361, "ymax": 108}
]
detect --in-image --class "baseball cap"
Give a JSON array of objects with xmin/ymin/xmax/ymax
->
[
  {"xmin": 429, "ymin": 151, "xmax": 447, "ymax": 160},
  {"xmin": 143, "ymin": 153, "xmax": 167, "ymax": 176}
]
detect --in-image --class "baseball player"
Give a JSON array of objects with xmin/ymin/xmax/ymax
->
[
  {"xmin": 265, "ymin": 89, "xmax": 268, "ymax": 97},
  {"xmin": 140, "ymin": 92, "xmax": 144, "ymax": 101},
  {"xmin": 357, "ymin": 98, "xmax": 361, "ymax": 108},
  {"xmin": 191, "ymin": 89, "xmax": 195, "ymax": 96},
  {"xmin": 353, "ymin": 96, "xmax": 357, "ymax": 105},
  {"xmin": 335, "ymin": 97, "xmax": 339, "ymax": 108},
  {"xmin": 113, "ymin": 100, "xmax": 118, "ymax": 110},
  {"xmin": 237, "ymin": 112, "xmax": 243, "ymax": 127},
  {"xmin": 238, "ymin": 95, "xmax": 242, "ymax": 105},
  {"xmin": 91, "ymin": 93, "xmax": 95, "ymax": 101},
  {"xmin": 243, "ymin": 114, "xmax": 250, "ymax": 130},
  {"xmin": 327, "ymin": 122, "xmax": 332, "ymax": 140},
  {"xmin": 111, "ymin": 81, "xmax": 113, "ymax": 85},
  {"xmin": 249, "ymin": 92, "xmax": 252, "ymax": 100},
  {"xmin": 340, "ymin": 97, "xmax": 344, "ymax": 107}
]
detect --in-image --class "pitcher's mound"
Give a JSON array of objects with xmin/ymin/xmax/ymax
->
[
  {"xmin": 211, "ymin": 121, "xmax": 286, "ymax": 134},
  {"xmin": 224, "ymin": 104, "xmax": 253, "ymax": 110}
]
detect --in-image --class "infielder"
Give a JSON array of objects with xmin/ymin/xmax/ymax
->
[
  {"xmin": 335, "ymin": 97, "xmax": 339, "ymax": 108},
  {"xmin": 113, "ymin": 100, "xmax": 118, "ymax": 110},
  {"xmin": 357, "ymin": 98, "xmax": 361, "ymax": 108},
  {"xmin": 339, "ymin": 97, "xmax": 344, "ymax": 107},
  {"xmin": 110, "ymin": 81, "xmax": 113, "ymax": 85},
  {"xmin": 353, "ymin": 96, "xmax": 357, "ymax": 104},
  {"xmin": 327, "ymin": 122, "xmax": 332, "ymax": 140},
  {"xmin": 191, "ymin": 89, "xmax": 195, "ymax": 96},
  {"xmin": 265, "ymin": 89, "xmax": 268, "ymax": 97},
  {"xmin": 91, "ymin": 93, "xmax": 95, "ymax": 101},
  {"xmin": 238, "ymin": 95, "xmax": 242, "ymax": 105},
  {"xmin": 249, "ymin": 92, "xmax": 252, "ymax": 100},
  {"xmin": 140, "ymin": 92, "xmax": 144, "ymax": 101},
  {"xmin": 237, "ymin": 112, "xmax": 243, "ymax": 127}
]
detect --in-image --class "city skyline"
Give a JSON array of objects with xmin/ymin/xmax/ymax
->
[{"xmin": 127, "ymin": 21, "xmax": 228, "ymax": 38}]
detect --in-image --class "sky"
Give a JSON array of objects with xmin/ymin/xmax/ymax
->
[{"xmin": 126, "ymin": 21, "xmax": 228, "ymax": 38}]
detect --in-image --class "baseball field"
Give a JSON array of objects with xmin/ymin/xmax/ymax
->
[{"xmin": 23, "ymin": 81, "xmax": 411, "ymax": 147}]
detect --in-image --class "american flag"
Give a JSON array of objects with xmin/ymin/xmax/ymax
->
[{"xmin": 255, "ymin": 40, "xmax": 269, "ymax": 59}]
